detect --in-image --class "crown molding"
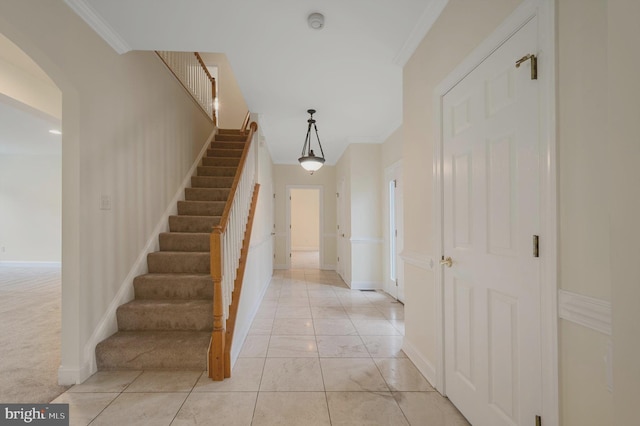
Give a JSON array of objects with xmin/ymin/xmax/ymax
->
[
  {"xmin": 64, "ymin": 0, "xmax": 132, "ymax": 54},
  {"xmin": 393, "ymin": 0, "xmax": 449, "ymax": 67}
]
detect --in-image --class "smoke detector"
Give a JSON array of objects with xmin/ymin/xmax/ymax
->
[{"xmin": 307, "ymin": 13, "xmax": 325, "ymax": 30}]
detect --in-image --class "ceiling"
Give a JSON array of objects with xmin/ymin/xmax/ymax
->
[{"xmin": 65, "ymin": 0, "xmax": 447, "ymax": 165}]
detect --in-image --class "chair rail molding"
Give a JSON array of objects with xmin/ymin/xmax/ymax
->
[
  {"xmin": 558, "ymin": 290, "xmax": 612, "ymax": 336},
  {"xmin": 400, "ymin": 250, "xmax": 434, "ymax": 271}
]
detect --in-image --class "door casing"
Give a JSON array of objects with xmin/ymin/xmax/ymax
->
[
  {"xmin": 285, "ymin": 185, "xmax": 324, "ymax": 269},
  {"xmin": 432, "ymin": 0, "xmax": 558, "ymax": 424}
]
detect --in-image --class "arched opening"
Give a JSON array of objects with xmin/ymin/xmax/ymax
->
[{"xmin": 0, "ymin": 32, "xmax": 68, "ymax": 402}]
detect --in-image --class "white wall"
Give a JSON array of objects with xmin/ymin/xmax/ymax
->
[
  {"xmin": 0, "ymin": 0, "xmax": 216, "ymax": 384},
  {"xmin": 290, "ymin": 189, "xmax": 320, "ymax": 251},
  {"xmin": 273, "ymin": 165, "xmax": 337, "ymax": 270},
  {"xmin": 0, "ymin": 154, "xmax": 61, "ymax": 262},
  {"xmin": 335, "ymin": 144, "xmax": 383, "ymax": 289},
  {"xmin": 232, "ymin": 124, "xmax": 274, "ymax": 364}
]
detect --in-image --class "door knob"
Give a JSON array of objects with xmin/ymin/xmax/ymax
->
[{"xmin": 440, "ymin": 256, "xmax": 453, "ymax": 268}]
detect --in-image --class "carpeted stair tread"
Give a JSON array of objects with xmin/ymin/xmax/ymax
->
[
  {"xmin": 96, "ymin": 331, "xmax": 211, "ymax": 370},
  {"xmin": 169, "ymin": 215, "xmax": 220, "ymax": 233},
  {"xmin": 159, "ymin": 232, "xmax": 210, "ymax": 252},
  {"xmin": 191, "ymin": 176, "xmax": 234, "ymax": 188},
  {"xmin": 134, "ymin": 273, "xmax": 213, "ymax": 299},
  {"xmin": 215, "ymin": 133, "xmax": 246, "ymax": 142},
  {"xmin": 147, "ymin": 251, "xmax": 210, "ymax": 273},
  {"xmin": 197, "ymin": 166, "xmax": 237, "ymax": 177},
  {"xmin": 207, "ymin": 148, "xmax": 243, "ymax": 158},
  {"xmin": 211, "ymin": 141, "xmax": 245, "ymax": 150},
  {"xmin": 117, "ymin": 299, "xmax": 213, "ymax": 331},
  {"xmin": 177, "ymin": 200, "xmax": 226, "ymax": 217},
  {"xmin": 202, "ymin": 157, "xmax": 240, "ymax": 167},
  {"xmin": 185, "ymin": 187, "xmax": 231, "ymax": 201},
  {"xmin": 218, "ymin": 128, "xmax": 244, "ymax": 135}
]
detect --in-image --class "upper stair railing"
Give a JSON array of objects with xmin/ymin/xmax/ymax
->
[
  {"xmin": 209, "ymin": 121, "xmax": 258, "ymax": 380},
  {"xmin": 156, "ymin": 51, "xmax": 217, "ymax": 125}
]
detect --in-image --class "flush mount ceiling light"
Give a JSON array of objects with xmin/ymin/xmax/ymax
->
[
  {"xmin": 298, "ymin": 109, "xmax": 325, "ymax": 174},
  {"xmin": 307, "ymin": 12, "xmax": 325, "ymax": 30}
]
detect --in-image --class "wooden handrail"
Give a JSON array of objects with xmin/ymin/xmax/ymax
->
[
  {"xmin": 156, "ymin": 51, "xmax": 217, "ymax": 124},
  {"xmin": 240, "ymin": 111, "xmax": 251, "ymax": 134},
  {"xmin": 218, "ymin": 121, "xmax": 258, "ymax": 232},
  {"xmin": 194, "ymin": 52, "xmax": 217, "ymax": 125},
  {"xmin": 194, "ymin": 52, "xmax": 215, "ymax": 84},
  {"xmin": 209, "ymin": 120, "xmax": 258, "ymax": 380}
]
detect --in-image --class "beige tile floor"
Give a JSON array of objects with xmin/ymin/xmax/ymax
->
[{"xmin": 52, "ymin": 269, "xmax": 469, "ymax": 425}]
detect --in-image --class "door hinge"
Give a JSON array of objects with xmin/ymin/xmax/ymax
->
[
  {"xmin": 393, "ymin": 179, "xmax": 397, "ymax": 188},
  {"xmin": 535, "ymin": 415, "xmax": 542, "ymax": 426},
  {"xmin": 336, "ymin": 192, "xmax": 339, "ymax": 198},
  {"xmin": 273, "ymin": 193, "xmax": 276, "ymax": 198},
  {"xmin": 337, "ymin": 256, "xmax": 340, "ymax": 262},
  {"xmin": 395, "ymin": 229, "xmax": 398, "ymax": 237},
  {"xmin": 395, "ymin": 279, "xmax": 398, "ymax": 287},
  {"xmin": 516, "ymin": 53, "xmax": 537, "ymax": 80},
  {"xmin": 533, "ymin": 235, "xmax": 539, "ymax": 258},
  {"xmin": 289, "ymin": 253, "xmax": 291, "ymax": 258}
]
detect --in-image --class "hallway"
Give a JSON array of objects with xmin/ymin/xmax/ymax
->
[{"xmin": 52, "ymin": 269, "xmax": 469, "ymax": 425}]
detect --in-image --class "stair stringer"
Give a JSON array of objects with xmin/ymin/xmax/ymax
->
[{"xmin": 81, "ymin": 128, "xmax": 216, "ymax": 379}]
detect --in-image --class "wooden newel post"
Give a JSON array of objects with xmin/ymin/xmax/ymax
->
[{"xmin": 209, "ymin": 226, "xmax": 225, "ymax": 380}]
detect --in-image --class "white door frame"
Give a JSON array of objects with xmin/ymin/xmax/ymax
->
[
  {"xmin": 432, "ymin": 0, "xmax": 558, "ymax": 424},
  {"xmin": 286, "ymin": 185, "xmax": 324, "ymax": 269},
  {"xmin": 383, "ymin": 160, "xmax": 403, "ymax": 300}
]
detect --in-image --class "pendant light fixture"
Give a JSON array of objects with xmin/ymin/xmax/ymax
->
[{"xmin": 298, "ymin": 109, "xmax": 325, "ymax": 174}]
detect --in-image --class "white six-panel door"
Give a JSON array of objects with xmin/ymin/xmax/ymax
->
[{"xmin": 442, "ymin": 17, "xmax": 541, "ymax": 426}]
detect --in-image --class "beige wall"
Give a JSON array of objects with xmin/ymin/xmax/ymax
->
[
  {"xmin": 200, "ymin": 52, "xmax": 248, "ymax": 129},
  {"xmin": 0, "ymin": 0, "xmax": 215, "ymax": 382},
  {"xmin": 273, "ymin": 165, "xmax": 336, "ymax": 269},
  {"xmin": 401, "ymin": 0, "xmax": 522, "ymax": 380},
  {"xmin": 608, "ymin": 0, "xmax": 640, "ymax": 423},
  {"xmin": 290, "ymin": 189, "xmax": 320, "ymax": 250},
  {"xmin": 0, "ymin": 33, "xmax": 61, "ymax": 120},
  {"xmin": 557, "ymin": 1, "xmax": 613, "ymax": 424}
]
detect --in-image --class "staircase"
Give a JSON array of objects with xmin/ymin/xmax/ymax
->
[{"xmin": 95, "ymin": 129, "xmax": 247, "ymax": 370}]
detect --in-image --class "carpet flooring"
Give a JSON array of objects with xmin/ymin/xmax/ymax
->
[{"xmin": 0, "ymin": 264, "xmax": 70, "ymax": 403}]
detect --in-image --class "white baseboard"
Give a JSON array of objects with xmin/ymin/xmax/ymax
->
[
  {"xmin": 0, "ymin": 261, "xmax": 62, "ymax": 267},
  {"xmin": 402, "ymin": 337, "xmax": 437, "ymax": 389},
  {"xmin": 78, "ymin": 129, "xmax": 216, "ymax": 380},
  {"xmin": 58, "ymin": 362, "xmax": 92, "ymax": 386},
  {"xmin": 321, "ymin": 264, "xmax": 336, "ymax": 271}
]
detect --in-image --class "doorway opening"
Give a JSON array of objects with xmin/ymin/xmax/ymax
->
[
  {"xmin": 288, "ymin": 187, "xmax": 322, "ymax": 270},
  {"xmin": 0, "ymin": 32, "xmax": 65, "ymax": 401}
]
